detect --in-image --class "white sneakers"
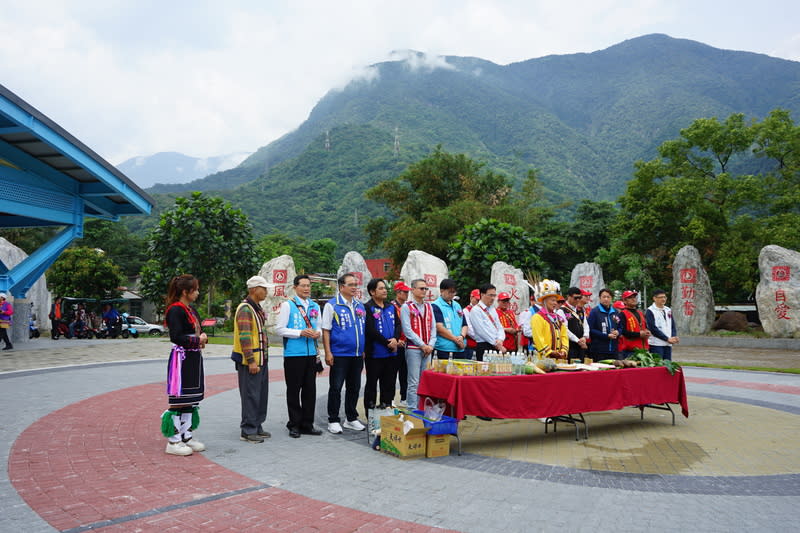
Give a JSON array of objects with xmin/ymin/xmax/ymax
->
[
  {"xmin": 165, "ymin": 439, "xmax": 206, "ymax": 455},
  {"xmin": 328, "ymin": 420, "xmax": 366, "ymax": 433},
  {"xmin": 184, "ymin": 439, "xmax": 206, "ymax": 452},
  {"xmin": 343, "ymin": 419, "xmax": 366, "ymax": 431},
  {"xmin": 165, "ymin": 441, "xmax": 193, "ymax": 456}
]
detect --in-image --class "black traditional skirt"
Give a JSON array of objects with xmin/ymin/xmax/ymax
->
[{"xmin": 166, "ymin": 346, "xmax": 205, "ymax": 405}]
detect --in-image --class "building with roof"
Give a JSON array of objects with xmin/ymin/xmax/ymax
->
[{"xmin": 0, "ymin": 83, "xmax": 153, "ymax": 344}]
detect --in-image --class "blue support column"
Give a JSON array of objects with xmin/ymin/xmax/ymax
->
[{"xmin": 0, "ymin": 223, "xmax": 83, "ymax": 298}]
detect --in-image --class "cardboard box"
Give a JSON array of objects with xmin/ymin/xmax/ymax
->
[
  {"xmin": 426, "ymin": 434, "xmax": 451, "ymax": 458},
  {"xmin": 380, "ymin": 414, "xmax": 429, "ymax": 459}
]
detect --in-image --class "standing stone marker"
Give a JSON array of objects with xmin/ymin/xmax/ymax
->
[
  {"xmin": 258, "ymin": 254, "xmax": 296, "ymax": 333},
  {"xmin": 491, "ymin": 261, "xmax": 528, "ymax": 314},
  {"xmin": 671, "ymin": 245, "xmax": 715, "ymax": 335},
  {"xmin": 400, "ymin": 250, "xmax": 448, "ymax": 303},
  {"xmin": 755, "ymin": 245, "xmax": 800, "ymax": 338},
  {"xmin": 569, "ymin": 262, "xmax": 605, "ymax": 309},
  {"xmin": 336, "ymin": 251, "xmax": 373, "ymax": 303}
]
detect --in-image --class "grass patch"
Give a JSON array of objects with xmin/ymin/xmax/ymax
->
[
  {"xmin": 205, "ymin": 336, "xmax": 233, "ymax": 345},
  {"xmin": 680, "ymin": 362, "xmax": 800, "ymax": 374}
]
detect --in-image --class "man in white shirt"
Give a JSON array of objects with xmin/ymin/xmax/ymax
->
[
  {"xmin": 276, "ymin": 275, "xmax": 323, "ymax": 438},
  {"xmin": 466, "ymin": 283, "xmax": 506, "ymax": 361},
  {"xmin": 519, "ymin": 292, "xmax": 540, "ymax": 354}
]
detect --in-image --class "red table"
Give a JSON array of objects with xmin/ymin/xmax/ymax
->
[{"xmin": 417, "ymin": 367, "xmax": 689, "ymax": 421}]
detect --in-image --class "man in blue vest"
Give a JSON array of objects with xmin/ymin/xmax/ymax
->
[
  {"xmin": 276, "ymin": 275, "xmax": 323, "ymax": 438},
  {"xmin": 322, "ymin": 273, "xmax": 367, "ymax": 434},
  {"xmin": 432, "ymin": 278, "xmax": 468, "ymax": 359}
]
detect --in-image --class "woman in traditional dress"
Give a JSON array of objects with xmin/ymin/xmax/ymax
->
[{"xmin": 161, "ymin": 274, "xmax": 208, "ymax": 456}]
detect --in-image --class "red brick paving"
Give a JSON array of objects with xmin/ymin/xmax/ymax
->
[
  {"xmin": 9, "ymin": 369, "xmax": 456, "ymax": 532},
  {"xmin": 685, "ymin": 376, "xmax": 800, "ymax": 395}
]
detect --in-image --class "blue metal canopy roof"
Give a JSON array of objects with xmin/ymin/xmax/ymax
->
[{"xmin": 0, "ymin": 83, "xmax": 154, "ymax": 298}]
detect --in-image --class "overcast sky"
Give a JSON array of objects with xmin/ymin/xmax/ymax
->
[{"xmin": 2, "ymin": 0, "xmax": 799, "ymax": 166}]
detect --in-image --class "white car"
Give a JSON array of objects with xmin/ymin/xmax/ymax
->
[{"xmin": 126, "ymin": 315, "xmax": 166, "ymax": 336}]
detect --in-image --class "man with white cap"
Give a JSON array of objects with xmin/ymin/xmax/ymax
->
[{"xmin": 232, "ymin": 276, "xmax": 271, "ymax": 443}]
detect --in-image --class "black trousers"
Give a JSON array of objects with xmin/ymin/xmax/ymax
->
[
  {"xmin": 327, "ymin": 356, "xmax": 363, "ymax": 423},
  {"xmin": 364, "ymin": 356, "xmax": 398, "ymax": 409},
  {"xmin": 237, "ymin": 362, "xmax": 269, "ymax": 436},
  {"xmin": 0, "ymin": 327, "xmax": 11, "ymax": 348},
  {"xmin": 568, "ymin": 342, "xmax": 586, "ymax": 360},
  {"xmin": 283, "ymin": 356, "xmax": 317, "ymax": 430},
  {"xmin": 474, "ymin": 342, "xmax": 496, "ymax": 361}
]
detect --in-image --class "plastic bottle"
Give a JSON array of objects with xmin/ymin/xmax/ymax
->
[
  {"xmin": 432, "ymin": 353, "xmax": 438, "ymax": 371},
  {"xmin": 446, "ymin": 353, "xmax": 454, "ymax": 375}
]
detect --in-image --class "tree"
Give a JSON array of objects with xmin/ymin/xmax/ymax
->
[
  {"xmin": 602, "ymin": 109, "xmax": 800, "ymax": 301},
  {"xmin": 447, "ymin": 218, "xmax": 544, "ymax": 292},
  {"xmin": 365, "ymin": 146, "xmax": 514, "ymax": 265},
  {"xmin": 255, "ymin": 233, "xmax": 337, "ymax": 273},
  {"xmin": 47, "ymin": 247, "xmax": 125, "ymax": 300},
  {"xmin": 73, "ymin": 219, "xmax": 147, "ymax": 276},
  {"xmin": 139, "ymin": 192, "xmax": 258, "ymax": 313}
]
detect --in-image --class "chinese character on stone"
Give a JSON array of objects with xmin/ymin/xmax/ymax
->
[
  {"xmin": 579, "ymin": 276, "xmax": 593, "ymax": 289},
  {"xmin": 682, "ymin": 300, "xmax": 696, "ymax": 316},
  {"xmin": 273, "ymin": 270, "xmax": 287, "ymax": 283},
  {"xmin": 273, "ymin": 285, "xmax": 286, "ymax": 297},
  {"xmin": 681, "ymin": 286, "xmax": 696, "ymax": 299},
  {"xmin": 504, "ymin": 274, "xmax": 516, "ymax": 286},
  {"xmin": 424, "ymin": 274, "xmax": 437, "ymax": 287},
  {"xmin": 775, "ymin": 303, "xmax": 791, "ymax": 320},
  {"xmin": 680, "ymin": 268, "xmax": 697, "ymax": 284},
  {"xmin": 772, "ymin": 266, "xmax": 791, "ymax": 282}
]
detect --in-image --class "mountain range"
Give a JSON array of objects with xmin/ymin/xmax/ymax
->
[
  {"xmin": 130, "ymin": 34, "xmax": 800, "ymax": 251},
  {"xmin": 118, "ymin": 151, "xmax": 251, "ymax": 189}
]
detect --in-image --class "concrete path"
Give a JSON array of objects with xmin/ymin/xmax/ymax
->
[{"xmin": 1, "ymin": 338, "xmax": 798, "ymax": 532}]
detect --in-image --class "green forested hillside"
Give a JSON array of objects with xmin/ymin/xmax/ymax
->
[{"xmin": 135, "ymin": 34, "xmax": 800, "ymax": 253}]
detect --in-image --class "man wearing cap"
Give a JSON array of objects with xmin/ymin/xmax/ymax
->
[
  {"xmin": 276, "ymin": 274, "xmax": 323, "ymax": 438},
  {"xmin": 496, "ymin": 292, "xmax": 520, "ymax": 352},
  {"xmin": 0, "ymin": 293, "xmax": 13, "ymax": 351},
  {"xmin": 466, "ymin": 283, "xmax": 505, "ymax": 361},
  {"xmin": 390, "ymin": 281, "xmax": 410, "ymax": 407},
  {"xmin": 563, "ymin": 287, "xmax": 590, "ymax": 360},
  {"xmin": 580, "ymin": 289, "xmax": 593, "ymax": 315},
  {"xmin": 618, "ymin": 290, "xmax": 651, "ymax": 358},
  {"xmin": 432, "ymin": 278, "xmax": 468, "ymax": 360},
  {"xmin": 531, "ymin": 280, "xmax": 568, "ymax": 358},
  {"xmin": 462, "ymin": 288, "xmax": 480, "ymax": 359},
  {"xmin": 232, "ymin": 276, "xmax": 271, "ymax": 443}
]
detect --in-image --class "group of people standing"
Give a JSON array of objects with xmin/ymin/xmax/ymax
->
[{"xmin": 159, "ymin": 273, "xmax": 680, "ymax": 456}]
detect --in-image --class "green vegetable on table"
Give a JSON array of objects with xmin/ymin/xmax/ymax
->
[{"xmin": 626, "ymin": 348, "xmax": 682, "ymax": 375}]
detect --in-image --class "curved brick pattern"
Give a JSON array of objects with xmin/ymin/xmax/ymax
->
[{"xmin": 9, "ymin": 371, "xmax": 453, "ymax": 533}]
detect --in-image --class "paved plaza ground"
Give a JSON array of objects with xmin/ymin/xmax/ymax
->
[{"xmin": 1, "ymin": 337, "xmax": 798, "ymax": 532}]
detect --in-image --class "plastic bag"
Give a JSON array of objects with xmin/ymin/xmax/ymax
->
[{"xmin": 423, "ymin": 397, "xmax": 444, "ymax": 421}]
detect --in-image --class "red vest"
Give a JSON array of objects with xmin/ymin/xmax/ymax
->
[
  {"xmin": 406, "ymin": 301, "xmax": 433, "ymax": 348},
  {"xmin": 618, "ymin": 308, "xmax": 648, "ymax": 352}
]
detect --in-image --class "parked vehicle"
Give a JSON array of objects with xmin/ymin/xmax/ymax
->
[{"xmin": 125, "ymin": 315, "xmax": 166, "ymax": 337}]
